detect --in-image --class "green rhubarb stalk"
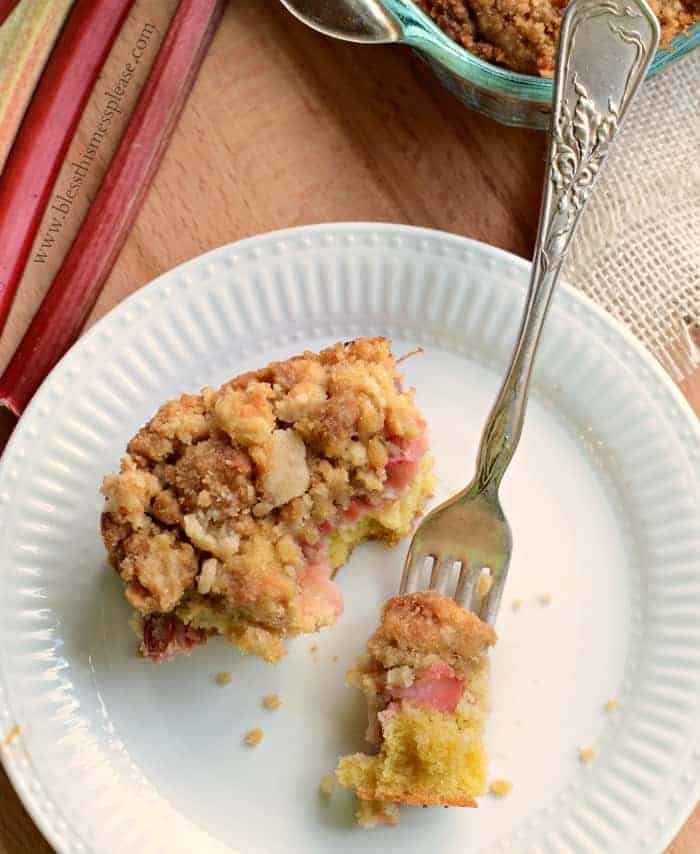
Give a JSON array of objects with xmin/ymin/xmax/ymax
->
[{"xmin": 0, "ymin": 0, "xmax": 75, "ymax": 174}]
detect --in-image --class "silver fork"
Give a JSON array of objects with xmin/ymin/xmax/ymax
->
[{"xmin": 400, "ymin": 0, "xmax": 660, "ymax": 625}]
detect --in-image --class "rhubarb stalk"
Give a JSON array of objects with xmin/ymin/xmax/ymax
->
[
  {"xmin": 0, "ymin": 0, "xmax": 133, "ymax": 334},
  {"xmin": 0, "ymin": 0, "xmax": 226, "ymax": 416},
  {"xmin": 0, "ymin": 1, "xmax": 21, "ymax": 28},
  {"xmin": 0, "ymin": 1, "xmax": 75, "ymax": 173}
]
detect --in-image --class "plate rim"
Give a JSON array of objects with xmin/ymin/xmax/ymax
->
[{"xmin": 1, "ymin": 222, "xmax": 698, "ymax": 854}]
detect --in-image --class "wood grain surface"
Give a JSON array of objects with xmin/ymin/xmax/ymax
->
[{"xmin": 0, "ymin": 1, "xmax": 697, "ymax": 851}]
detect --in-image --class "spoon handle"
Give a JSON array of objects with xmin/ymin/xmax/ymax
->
[{"xmin": 472, "ymin": 0, "xmax": 660, "ymax": 493}]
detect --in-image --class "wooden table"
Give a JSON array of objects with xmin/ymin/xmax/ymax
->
[{"xmin": 0, "ymin": 2, "xmax": 697, "ymax": 851}]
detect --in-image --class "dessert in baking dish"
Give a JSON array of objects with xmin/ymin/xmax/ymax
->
[
  {"xmin": 336, "ymin": 591, "xmax": 496, "ymax": 827},
  {"xmin": 416, "ymin": 0, "xmax": 699, "ymax": 76},
  {"xmin": 101, "ymin": 338, "xmax": 434, "ymax": 663}
]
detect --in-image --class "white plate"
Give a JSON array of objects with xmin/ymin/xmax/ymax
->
[{"xmin": 1, "ymin": 224, "xmax": 699, "ymax": 854}]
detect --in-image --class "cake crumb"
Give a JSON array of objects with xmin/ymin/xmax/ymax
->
[
  {"xmin": 511, "ymin": 597, "xmax": 523, "ymax": 611},
  {"xmin": 489, "ymin": 779, "xmax": 513, "ymax": 797},
  {"xmin": 214, "ymin": 671, "xmax": 232, "ymax": 686},
  {"xmin": 332, "ymin": 655, "xmax": 339, "ymax": 663},
  {"xmin": 2, "ymin": 724, "xmax": 19, "ymax": 747},
  {"xmin": 539, "ymin": 592, "xmax": 552, "ymax": 605},
  {"xmin": 578, "ymin": 746, "xmax": 596, "ymax": 763},
  {"xmin": 355, "ymin": 798, "xmax": 400, "ymax": 828},
  {"xmin": 309, "ymin": 643, "xmax": 319, "ymax": 654},
  {"xmin": 244, "ymin": 727, "xmax": 264, "ymax": 747},
  {"xmin": 604, "ymin": 698, "xmax": 619, "ymax": 712},
  {"xmin": 386, "ymin": 665, "xmax": 415, "ymax": 689},
  {"xmin": 262, "ymin": 692, "xmax": 281, "ymax": 710},
  {"xmin": 319, "ymin": 774, "xmax": 336, "ymax": 798},
  {"xmin": 477, "ymin": 573, "xmax": 493, "ymax": 597}
]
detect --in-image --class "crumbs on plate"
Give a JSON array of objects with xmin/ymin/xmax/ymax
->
[
  {"xmin": 319, "ymin": 774, "xmax": 336, "ymax": 798},
  {"xmin": 262, "ymin": 693, "xmax": 281, "ymax": 710},
  {"xmin": 578, "ymin": 746, "xmax": 597, "ymax": 764},
  {"xmin": 244, "ymin": 728, "xmax": 264, "ymax": 747},
  {"xmin": 489, "ymin": 779, "xmax": 513, "ymax": 797},
  {"xmin": 2, "ymin": 724, "xmax": 20, "ymax": 747},
  {"xmin": 214, "ymin": 671, "xmax": 232, "ymax": 686}
]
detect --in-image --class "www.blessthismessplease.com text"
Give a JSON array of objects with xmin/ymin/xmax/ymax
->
[{"xmin": 33, "ymin": 22, "xmax": 158, "ymax": 265}]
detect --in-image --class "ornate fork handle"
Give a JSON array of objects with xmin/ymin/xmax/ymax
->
[{"xmin": 472, "ymin": 0, "xmax": 660, "ymax": 494}]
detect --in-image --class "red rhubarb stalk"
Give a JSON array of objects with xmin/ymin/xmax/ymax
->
[
  {"xmin": 0, "ymin": 0, "xmax": 133, "ymax": 334},
  {"xmin": 0, "ymin": 0, "xmax": 226, "ymax": 416},
  {"xmin": 0, "ymin": 1, "xmax": 75, "ymax": 174},
  {"xmin": 0, "ymin": 1, "xmax": 21, "ymax": 28}
]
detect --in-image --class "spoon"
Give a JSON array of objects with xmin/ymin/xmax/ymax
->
[
  {"xmin": 277, "ymin": 0, "xmax": 478, "ymax": 76},
  {"xmin": 278, "ymin": 0, "xmax": 401, "ymax": 42}
]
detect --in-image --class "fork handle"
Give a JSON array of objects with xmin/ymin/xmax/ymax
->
[{"xmin": 472, "ymin": 0, "xmax": 659, "ymax": 494}]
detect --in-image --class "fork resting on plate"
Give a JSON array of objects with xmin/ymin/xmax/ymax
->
[{"xmin": 399, "ymin": 0, "xmax": 660, "ymax": 624}]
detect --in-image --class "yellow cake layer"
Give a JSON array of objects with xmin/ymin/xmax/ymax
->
[
  {"xmin": 336, "ymin": 656, "xmax": 490, "ymax": 807},
  {"xmin": 328, "ymin": 453, "xmax": 434, "ymax": 571},
  {"xmin": 176, "ymin": 455, "xmax": 435, "ymax": 661}
]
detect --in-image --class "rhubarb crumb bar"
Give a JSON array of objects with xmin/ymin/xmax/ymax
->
[
  {"xmin": 336, "ymin": 591, "xmax": 496, "ymax": 827},
  {"xmin": 101, "ymin": 338, "xmax": 434, "ymax": 663}
]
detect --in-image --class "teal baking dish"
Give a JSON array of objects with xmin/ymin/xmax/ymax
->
[{"xmin": 381, "ymin": 0, "xmax": 700, "ymax": 128}]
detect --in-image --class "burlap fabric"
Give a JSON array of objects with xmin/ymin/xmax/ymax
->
[{"xmin": 566, "ymin": 49, "xmax": 700, "ymax": 380}]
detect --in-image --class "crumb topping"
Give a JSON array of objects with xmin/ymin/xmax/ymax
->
[
  {"xmin": 367, "ymin": 591, "xmax": 496, "ymax": 677},
  {"xmin": 416, "ymin": 0, "xmax": 699, "ymax": 76},
  {"xmin": 386, "ymin": 665, "xmax": 415, "ymax": 689}
]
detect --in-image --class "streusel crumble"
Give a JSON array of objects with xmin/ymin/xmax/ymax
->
[
  {"xmin": 336, "ymin": 592, "xmax": 496, "ymax": 826},
  {"xmin": 416, "ymin": 0, "xmax": 699, "ymax": 76},
  {"xmin": 101, "ymin": 338, "xmax": 434, "ymax": 663}
]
